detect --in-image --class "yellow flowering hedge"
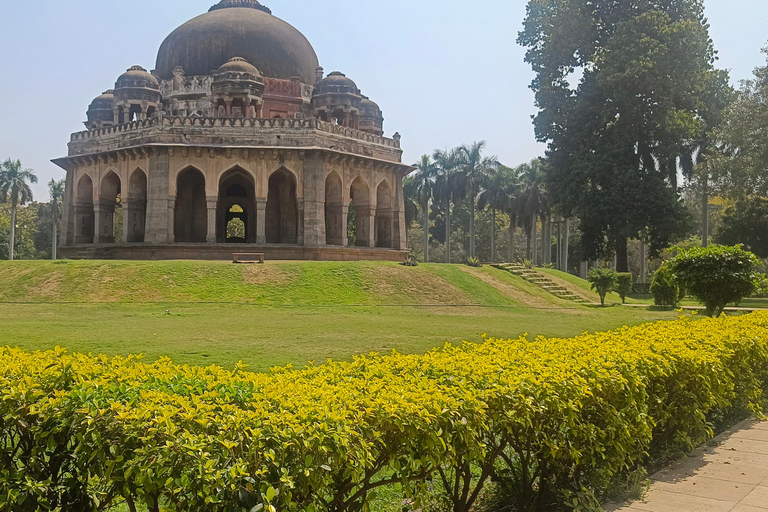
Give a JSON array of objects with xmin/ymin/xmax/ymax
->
[{"xmin": 2, "ymin": 313, "xmax": 768, "ymax": 512}]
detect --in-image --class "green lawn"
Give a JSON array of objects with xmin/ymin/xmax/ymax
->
[
  {"xmin": 0, "ymin": 302, "xmax": 682, "ymax": 371},
  {"xmin": 0, "ymin": 260, "xmax": 687, "ymax": 371}
]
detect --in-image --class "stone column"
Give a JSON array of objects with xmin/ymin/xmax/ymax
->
[
  {"xmin": 206, "ymin": 196, "xmax": 217, "ymax": 243},
  {"xmin": 167, "ymin": 197, "xmax": 176, "ymax": 243},
  {"xmin": 340, "ymin": 204, "xmax": 349, "ymax": 247},
  {"xmin": 301, "ymin": 153, "xmax": 325, "ymax": 247},
  {"xmin": 356, "ymin": 206, "xmax": 375, "ymax": 248},
  {"xmin": 60, "ymin": 171, "xmax": 74, "ymax": 246},
  {"xmin": 256, "ymin": 198, "xmax": 267, "ymax": 244},
  {"xmin": 297, "ymin": 201, "xmax": 305, "ymax": 246},
  {"xmin": 393, "ymin": 174, "xmax": 407, "ymax": 250},
  {"xmin": 122, "ymin": 203, "xmax": 132, "ymax": 244},
  {"xmin": 145, "ymin": 149, "xmax": 171, "ymax": 243},
  {"xmin": 94, "ymin": 202, "xmax": 115, "ymax": 244}
]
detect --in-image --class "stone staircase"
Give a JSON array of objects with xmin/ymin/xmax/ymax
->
[{"xmin": 492, "ymin": 264, "xmax": 591, "ymax": 303}]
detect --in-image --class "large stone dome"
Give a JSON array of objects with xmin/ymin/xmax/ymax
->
[{"xmin": 155, "ymin": 0, "xmax": 319, "ymax": 84}]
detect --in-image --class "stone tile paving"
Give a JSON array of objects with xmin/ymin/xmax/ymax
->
[{"xmin": 604, "ymin": 420, "xmax": 768, "ymax": 512}]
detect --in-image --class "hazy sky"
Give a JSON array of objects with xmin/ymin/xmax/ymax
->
[{"xmin": 1, "ymin": 0, "xmax": 766, "ymax": 200}]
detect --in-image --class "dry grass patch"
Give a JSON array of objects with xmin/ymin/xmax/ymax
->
[
  {"xmin": 242, "ymin": 265, "xmax": 294, "ymax": 286},
  {"xmin": 460, "ymin": 267, "xmax": 554, "ymax": 308},
  {"xmin": 367, "ymin": 265, "xmax": 470, "ymax": 305}
]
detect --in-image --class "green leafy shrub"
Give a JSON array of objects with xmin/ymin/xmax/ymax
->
[
  {"xmin": 650, "ymin": 264, "xmax": 682, "ymax": 308},
  {"xmin": 3, "ymin": 314, "xmax": 768, "ymax": 512},
  {"xmin": 670, "ymin": 245, "xmax": 761, "ymax": 317},
  {"xmin": 587, "ymin": 268, "xmax": 618, "ymax": 306},
  {"xmin": 466, "ymin": 256, "xmax": 482, "ymax": 267},
  {"xmin": 616, "ymin": 273, "xmax": 634, "ymax": 304}
]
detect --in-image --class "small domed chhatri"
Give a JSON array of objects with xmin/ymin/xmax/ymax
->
[{"xmin": 53, "ymin": 2, "xmax": 410, "ymax": 261}]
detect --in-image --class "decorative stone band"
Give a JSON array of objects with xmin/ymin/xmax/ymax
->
[{"xmin": 69, "ymin": 116, "xmax": 400, "ymax": 148}]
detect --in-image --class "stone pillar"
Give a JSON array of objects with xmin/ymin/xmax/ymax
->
[
  {"xmin": 60, "ymin": 171, "xmax": 74, "ymax": 246},
  {"xmin": 301, "ymin": 153, "xmax": 326, "ymax": 247},
  {"xmin": 393, "ymin": 174, "xmax": 407, "ymax": 250},
  {"xmin": 145, "ymin": 149, "xmax": 171, "ymax": 243},
  {"xmin": 206, "ymin": 196, "xmax": 217, "ymax": 243},
  {"xmin": 122, "ymin": 203, "xmax": 132, "ymax": 244},
  {"xmin": 297, "ymin": 201, "xmax": 305, "ymax": 245},
  {"xmin": 341, "ymin": 204, "xmax": 349, "ymax": 247},
  {"xmin": 94, "ymin": 202, "xmax": 115, "ymax": 244},
  {"xmin": 256, "ymin": 198, "xmax": 267, "ymax": 244},
  {"xmin": 167, "ymin": 197, "xmax": 176, "ymax": 243},
  {"xmin": 356, "ymin": 206, "xmax": 375, "ymax": 248}
]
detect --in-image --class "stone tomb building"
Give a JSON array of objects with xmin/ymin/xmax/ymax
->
[{"xmin": 53, "ymin": 0, "xmax": 411, "ymax": 261}]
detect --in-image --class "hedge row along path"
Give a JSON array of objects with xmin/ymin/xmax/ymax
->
[
  {"xmin": 606, "ymin": 419, "xmax": 768, "ymax": 512},
  {"xmin": 2, "ymin": 313, "xmax": 768, "ymax": 512}
]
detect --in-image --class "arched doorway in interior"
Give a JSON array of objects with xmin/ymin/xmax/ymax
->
[
  {"xmin": 325, "ymin": 171, "xmax": 344, "ymax": 246},
  {"xmin": 174, "ymin": 167, "xmax": 207, "ymax": 243},
  {"xmin": 126, "ymin": 169, "xmax": 147, "ymax": 243},
  {"xmin": 376, "ymin": 180, "xmax": 393, "ymax": 248},
  {"xmin": 266, "ymin": 169, "xmax": 298, "ymax": 244},
  {"xmin": 97, "ymin": 171, "xmax": 121, "ymax": 243},
  {"xmin": 217, "ymin": 168, "xmax": 256, "ymax": 243},
  {"xmin": 349, "ymin": 177, "xmax": 371, "ymax": 247},
  {"xmin": 75, "ymin": 174, "xmax": 95, "ymax": 244}
]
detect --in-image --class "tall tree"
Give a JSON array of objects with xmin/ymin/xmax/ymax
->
[
  {"xmin": 709, "ymin": 45, "xmax": 768, "ymax": 200},
  {"xmin": 519, "ymin": 0, "xmax": 726, "ymax": 271},
  {"xmin": 410, "ymin": 155, "xmax": 437, "ymax": 262},
  {"xmin": 433, "ymin": 149, "xmax": 461, "ymax": 263},
  {"xmin": 455, "ymin": 142, "xmax": 498, "ymax": 260},
  {"xmin": 0, "ymin": 159, "xmax": 37, "ymax": 260},
  {"xmin": 48, "ymin": 179, "xmax": 65, "ymax": 260},
  {"xmin": 517, "ymin": 160, "xmax": 548, "ymax": 263},
  {"xmin": 478, "ymin": 165, "xmax": 519, "ymax": 263}
]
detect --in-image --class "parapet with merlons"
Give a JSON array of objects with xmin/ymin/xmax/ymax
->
[{"xmin": 67, "ymin": 115, "xmax": 403, "ymax": 163}]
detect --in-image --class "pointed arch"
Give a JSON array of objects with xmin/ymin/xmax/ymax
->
[
  {"xmin": 376, "ymin": 179, "xmax": 393, "ymax": 248},
  {"xmin": 96, "ymin": 171, "xmax": 122, "ymax": 244},
  {"xmin": 126, "ymin": 169, "xmax": 147, "ymax": 243},
  {"xmin": 175, "ymin": 167, "xmax": 207, "ymax": 243},
  {"xmin": 266, "ymin": 168, "xmax": 298, "ymax": 244},
  {"xmin": 349, "ymin": 177, "xmax": 372, "ymax": 247},
  {"xmin": 75, "ymin": 174, "xmax": 94, "ymax": 244},
  {"xmin": 325, "ymin": 171, "xmax": 344, "ymax": 246},
  {"xmin": 218, "ymin": 167, "xmax": 256, "ymax": 243}
]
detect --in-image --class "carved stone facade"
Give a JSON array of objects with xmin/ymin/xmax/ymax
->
[{"xmin": 54, "ymin": 0, "xmax": 409, "ymax": 261}]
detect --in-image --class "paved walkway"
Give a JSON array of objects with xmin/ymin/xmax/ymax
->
[{"xmin": 605, "ymin": 420, "xmax": 768, "ymax": 512}]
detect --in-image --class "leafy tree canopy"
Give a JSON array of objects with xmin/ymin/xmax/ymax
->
[
  {"xmin": 519, "ymin": 0, "xmax": 729, "ymax": 272},
  {"xmin": 714, "ymin": 197, "xmax": 768, "ymax": 259}
]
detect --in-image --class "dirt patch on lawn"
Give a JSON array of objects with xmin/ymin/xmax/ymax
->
[
  {"xmin": 459, "ymin": 267, "xmax": 554, "ymax": 308},
  {"xmin": 242, "ymin": 265, "xmax": 293, "ymax": 286},
  {"xmin": 367, "ymin": 266, "xmax": 470, "ymax": 305}
]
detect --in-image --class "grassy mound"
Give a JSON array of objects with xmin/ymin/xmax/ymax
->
[{"xmin": 0, "ymin": 260, "xmax": 566, "ymax": 307}]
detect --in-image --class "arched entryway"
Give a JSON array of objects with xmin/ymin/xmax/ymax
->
[
  {"xmin": 97, "ymin": 171, "xmax": 121, "ymax": 244},
  {"xmin": 349, "ymin": 177, "xmax": 372, "ymax": 247},
  {"xmin": 376, "ymin": 180, "xmax": 393, "ymax": 248},
  {"xmin": 325, "ymin": 172, "xmax": 344, "ymax": 246},
  {"xmin": 266, "ymin": 169, "xmax": 298, "ymax": 244},
  {"xmin": 217, "ymin": 168, "xmax": 256, "ymax": 243},
  {"xmin": 175, "ymin": 167, "xmax": 207, "ymax": 243},
  {"xmin": 126, "ymin": 169, "xmax": 147, "ymax": 243},
  {"xmin": 75, "ymin": 175, "xmax": 94, "ymax": 244}
]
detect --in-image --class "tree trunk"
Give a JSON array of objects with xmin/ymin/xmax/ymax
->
[
  {"xmin": 490, "ymin": 209, "xmax": 496, "ymax": 263},
  {"xmin": 639, "ymin": 242, "xmax": 647, "ymax": 284},
  {"xmin": 702, "ymin": 178, "xmax": 709, "ymax": 248},
  {"xmin": 52, "ymin": 199, "xmax": 58, "ymax": 260},
  {"xmin": 423, "ymin": 193, "xmax": 429, "ymax": 263},
  {"xmin": 616, "ymin": 238, "xmax": 629, "ymax": 273},
  {"xmin": 563, "ymin": 218, "xmax": 570, "ymax": 274},
  {"xmin": 508, "ymin": 213, "xmax": 516, "ymax": 263},
  {"xmin": 469, "ymin": 187, "xmax": 476, "ymax": 259},
  {"xmin": 445, "ymin": 200, "xmax": 451, "ymax": 264},
  {"xmin": 9, "ymin": 196, "xmax": 16, "ymax": 261},
  {"xmin": 531, "ymin": 215, "xmax": 538, "ymax": 265}
]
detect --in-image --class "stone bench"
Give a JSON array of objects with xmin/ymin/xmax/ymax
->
[{"xmin": 232, "ymin": 253, "xmax": 265, "ymax": 264}]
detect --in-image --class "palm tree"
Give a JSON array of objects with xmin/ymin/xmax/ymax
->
[
  {"xmin": 0, "ymin": 159, "xmax": 37, "ymax": 260},
  {"xmin": 455, "ymin": 142, "xmax": 498, "ymax": 259},
  {"xmin": 49, "ymin": 179, "xmax": 65, "ymax": 260},
  {"xmin": 517, "ymin": 159, "xmax": 548, "ymax": 265},
  {"xmin": 478, "ymin": 165, "xmax": 519, "ymax": 263},
  {"xmin": 410, "ymin": 155, "xmax": 437, "ymax": 262},
  {"xmin": 433, "ymin": 149, "xmax": 461, "ymax": 264}
]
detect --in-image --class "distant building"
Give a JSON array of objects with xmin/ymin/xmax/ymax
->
[{"xmin": 53, "ymin": 0, "xmax": 410, "ymax": 261}]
